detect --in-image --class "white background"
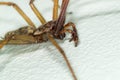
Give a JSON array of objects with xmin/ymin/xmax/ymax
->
[{"xmin": 0, "ymin": 0, "xmax": 120, "ymax": 80}]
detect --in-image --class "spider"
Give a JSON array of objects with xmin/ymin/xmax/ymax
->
[{"xmin": 0, "ymin": 0, "xmax": 78, "ymax": 80}]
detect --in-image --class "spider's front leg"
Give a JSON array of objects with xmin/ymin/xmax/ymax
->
[{"xmin": 62, "ymin": 22, "xmax": 79, "ymax": 47}]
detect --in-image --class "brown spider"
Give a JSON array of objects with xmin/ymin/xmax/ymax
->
[{"xmin": 0, "ymin": 0, "xmax": 78, "ymax": 80}]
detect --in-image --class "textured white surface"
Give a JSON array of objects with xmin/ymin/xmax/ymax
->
[{"xmin": 0, "ymin": 0, "xmax": 120, "ymax": 80}]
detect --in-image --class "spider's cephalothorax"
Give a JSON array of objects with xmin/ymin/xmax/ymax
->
[{"xmin": 33, "ymin": 20, "xmax": 66, "ymax": 41}]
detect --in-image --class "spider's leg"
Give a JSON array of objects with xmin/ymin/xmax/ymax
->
[
  {"xmin": 63, "ymin": 22, "xmax": 79, "ymax": 47},
  {"xmin": 53, "ymin": 0, "xmax": 59, "ymax": 20},
  {"xmin": 29, "ymin": 0, "xmax": 46, "ymax": 24},
  {"xmin": 0, "ymin": 39, "xmax": 8, "ymax": 49},
  {"xmin": 47, "ymin": 33, "xmax": 77, "ymax": 80},
  {"xmin": 0, "ymin": 2, "xmax": 36, "ymax": 28},
  {"xmin": 55, "ymin": 0, "xmax": 69, "ymax": 35},
  {"xmin": 0, "ymin": 35, "xmax": 12, "ymax": 49}
]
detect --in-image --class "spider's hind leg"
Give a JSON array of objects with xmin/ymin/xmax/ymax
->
[
  {"xmin": 0, "ymin": 39, "xmax": 8, "ymax": 49},
  {"xmin": 0, "ymin": 35, "xmax": 13, "ymax": 49}
]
